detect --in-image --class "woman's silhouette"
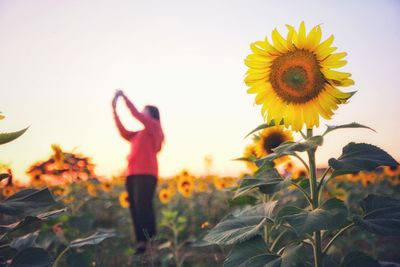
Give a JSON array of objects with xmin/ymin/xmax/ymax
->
[{"xmin": 112, "ymin": 90, "xmax": 164, "ymax": 254}]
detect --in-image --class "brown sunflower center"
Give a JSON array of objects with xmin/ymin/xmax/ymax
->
[
  {"xmin": 263, "ymin": 132, "xmax": 286, "ymax": 154},
  {"xmin": 270, "ymin": 50, "xmax": 326, "ymax": 103}
]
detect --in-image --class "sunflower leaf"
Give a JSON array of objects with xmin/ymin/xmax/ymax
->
[
  {"xmin": 255, "ymin": 136, "xmax": 323, "ymax": 166},
  {"xmin": 10, "ymin": 247, "xmax": 52, "ymax": 267},
  {"xmin": 341, "ymin": 251, "xmax": 380, "ymax": 267},
  {"xmin": 245, "ymin": 119, "xmax": 284, "ymax": 138},
  {"xmin": 204, "ymin": 215, "xmax": 267, "ymax": 245},
  {"xmin": 0, "ymin": 188, "xmax": 57, "ymax": 216},
  {"xmin": 0, "ymin": 127, "xmax": 29, "ymax": 145},
  {"xmin": 323, "ymin": 122, "xmax": 375, "ymax": 136},
  {"xmin": 69, "ymin": 230, "xmax": 116, "ymax": 248},
  {"xmin": 352, "ymin": 194, "xmax": 400, "ymax": 236},
  {"xmin": 224, "ymin": 236, "xmax": 277, "ymax": 267},
  {"xmin": 235, "ymin": 167, "xmax": 289, "ymax": 198},
  {"xmin": 328, "ymin": 143, "xmax": 399, "ymax": 177},
  {"xmin": 276, "ymin": 198, "xmax": 348, "ymax": 236}
]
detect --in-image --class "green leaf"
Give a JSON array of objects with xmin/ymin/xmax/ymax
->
[
  {"xmin": 353, "ymin": 194, "xmax": 400, "ymax": 236},
  {"xmin": 228, "ymin": 195, "xmax": 258, "ymax": 207},
  {"xmin": 10, "ymin": 247, "xmax": 52, "ymax": 267},
  {"xmin": 0, "ymin": 172, "xmax": 10, "ymax": 181},
  {"xmin": 0, "ymin": 188, "xmax": 57, "ymax": 216},
  {"xmin": 10, "ymin": 231, "xmax": 39, "ymax": 251},
  {"xmin": 69, "ymin": 230, "xmax": 116, "ymax": 248},
  {"xmin": 265, "ymin": 243, "xmax": 307, "ymax": 267},
  {"xmin": 224, "ymin": 236, "xmax": 277, "ymax": 267},
  {"xmin": 255, "ymin": 136, "xmax": 323, "ymax": 166},
  {"xmin": 323, "ymin": 122, "xmax": 375, "ymax": 136},
  {"xmin": 204, "ymin": 215, "xmax": 267, "ymax": 245},
  {"xmin": 235, "ymin": 167, "xmax": 289, "ymax": 198},
  {"xmin": 0, "ymin": 127, "xmax": 29, "ymax": 145},
  {"xmin": 277, "ymin": 198, "xmax": 348, "ymax": 236},
  {"xmin": 329, "ymin": 143, "xmax": 399, "ymax": 176},
  {"xmin": 245, "ymin": 119, "xmax": 284, "ymax": 138},
  {"xmin": 0, "ymin": 209, "xmax": 66, "ymax": 241},
  {"xmin": 341, "ymin": 251, "xmax": 380, "ymax": 267}
]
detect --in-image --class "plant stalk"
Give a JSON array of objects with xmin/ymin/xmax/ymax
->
[{"xmin": 307, "ymin": 128, "xmax": 322, "ymax": 267}]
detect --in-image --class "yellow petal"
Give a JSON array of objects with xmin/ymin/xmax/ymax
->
[
  {"xmin": 272, "ymin": 28, "xmax": 288, "ymax": 53},
  {"xmin": 296, "ymin": 21, "xmax": 307, "ymax": 49},
  {"xmin": 306, "ymin": 25, "xmax": 322, "ymax": 51}
]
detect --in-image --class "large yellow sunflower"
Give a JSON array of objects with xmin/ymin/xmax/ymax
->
[
  {"xmin": 255, "ymin": 126, "xmax": 293, "ymax": 164},
  {"xmin": 245, "ymin": 22, "xmax": 354, "ymax": 131}
]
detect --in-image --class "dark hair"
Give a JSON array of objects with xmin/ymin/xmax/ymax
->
[{"xmin": 145, "ymin": 105, "xmax": 160, "ymax": 121}]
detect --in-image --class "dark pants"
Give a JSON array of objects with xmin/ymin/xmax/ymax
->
[{"xmin": 126, "ymin": 174, "xmax": 157, "ymax": 243}]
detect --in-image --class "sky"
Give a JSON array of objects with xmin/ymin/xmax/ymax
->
[{"xmin": 1, "ymin": 0, "xmax": 399, "ymax": 182}]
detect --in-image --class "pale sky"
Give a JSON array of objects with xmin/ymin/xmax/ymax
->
[{"xmin": 1, "ymin": 0, "xmax": 399, "ymax": 182}]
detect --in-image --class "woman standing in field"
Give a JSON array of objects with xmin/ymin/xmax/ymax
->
[{"xmin": 112, "ymin": 90, "xmax": 164, "ymax": 254}]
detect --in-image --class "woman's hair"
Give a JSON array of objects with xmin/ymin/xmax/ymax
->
[{"xmin": 145, "ymin": 105, "xmax": 160, "ymax": 121}]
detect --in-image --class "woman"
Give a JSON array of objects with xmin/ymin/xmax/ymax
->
[{"xmin": 112, "ymin": 90, "xmax": 164, "ymax": 254}]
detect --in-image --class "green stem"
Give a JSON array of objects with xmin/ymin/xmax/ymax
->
[
  {"xmin": 263, "ymin": 195, "xmax": 270, "ymax": 246},
  {"xmin": 307, "ymin": 128, "xmax": 322, "ymax": 267},
  {"xmin": 270, "ymin": 229, "xmax": 288, "ymax": 252},
  {"xmin": 323, "ymin": 223, "xmax": 354, "ymax": 254},
  {"xmin": 52, "ymin": 246, "xmax": 69, "ymax": 267},
  {"xmin": 293, "ymin": 153, "xmax": 310, "ymax": 172},
  {"xmin": 317, "ymin": 167, "xmax": 332, "ymax": 203}
]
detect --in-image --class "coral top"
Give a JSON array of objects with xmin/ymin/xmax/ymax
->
[{"xmin": 113, "ymin": 100, "xmax": 164, "ymax": 177}]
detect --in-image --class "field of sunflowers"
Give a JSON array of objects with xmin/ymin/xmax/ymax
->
[{"xmin": 1, "ymin": 21, "xmax": 400, "ymax": 267}]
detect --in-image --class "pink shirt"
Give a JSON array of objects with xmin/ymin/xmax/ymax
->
[{"xmin": 114, "ymin": 101, "xmax": 164, "ymax": 177}]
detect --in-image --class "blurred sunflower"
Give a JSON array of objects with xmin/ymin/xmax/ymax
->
[
  {"xmin": 292, "ymin": 168, "xmax": 308, "ymax": 181},
  {"xmin": 213, "ymin": 176, "xmax": 236, "ymax": 191},
  {"xmin": 86, "ymin": 183, "xmax": 97, "ymax": 197},
  {"xmin": 100, "ymin": 181, "xmax": 112, "ymax": 192},
  {"xmin": 159, "ymin": 188, "xmax": 173, "ymax": 204},
  {"xmin": 245, "ymin": 22, "xmax": 354, "ymax": 131},
  {"xmin": 255, "ymin": 126, "xmax": 293, "ymax": 164},
  {"xmin": 1, "ymin": 185, "xmax": 16, "ymax": 197},
  {"xmin": 242, "ymin": 144, "xmax": 258, "ymax": 171},
  {"xmin": 53, "ymin": 186, "xmax": 70, "ymax": 196},
  {"xmin": 383, "ymin": 165, "xmax": 400, "ymax": 177},
  {"xmin": 177, "ymin": 173, "xmax": 194, "ymax": 198},
  {"xmin": 194, "ymin": 177, "xmax": 210, "ymax": 193},
  {"xmin": 119, "ymin": 191, "xmax": 130, "ymax": 208}
]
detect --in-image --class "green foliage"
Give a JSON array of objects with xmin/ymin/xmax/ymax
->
[
  {"xmin": 329, "ymin": 142, "xmax": 399, "ymax": 176},
  {"xmin": 353, "ymin": 194, "xmax": 400, "ymax": 236},
  {"xmin": 323, "ymin": 122, "xmax": 375, "ymax": 136},
  {"xmin": 340, "ymin": 251, "xmax": 380, "ymax": 267},
  {"xmin": 9, "ymin": 247, "xmax": 52, "ymax": 267},
  {"xmin": 205, "ymin": 215, "xmax": 267, "ymax": 245},
  {"xmin": 69, "ymin": 230, "xmax": 116, "ymax": 248},
  {"xmin": 223, "ymin": 236, "xmax": 274, "ymax": 267},
  {"xmin": 0, "ymin": 188, "xmax": 57, "ymax": 216},
  {"xmin": 205, "ymin": 122, "xmax": 400, "ymax": 267},
  {"xmin": 0, "ymin": 127, "xmax": 29, "ymax": 146},
  {"xmin": 277, "ymin": 198, "xmax": 348, "ymax": 236}
]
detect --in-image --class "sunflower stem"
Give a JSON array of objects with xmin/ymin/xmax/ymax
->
[{"xmin": 306, "ymin": 128, "xmax": 322, "ymax": 267}]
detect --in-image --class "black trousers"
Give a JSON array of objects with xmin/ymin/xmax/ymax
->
[{"xmin": 126, "ymin": 174, "xmax": 157, "ymax": 243}]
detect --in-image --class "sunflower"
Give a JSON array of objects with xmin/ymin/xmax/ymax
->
[
  {"xmin": 159, "ymin": 188, "xmax": 173, "ymax": 204},
  {"xmin": 255, "ymin": 126, "xmax": 293, "ymax": 164},
  {"xmin": 119, "ymin": 191, "xmax": 130, "ymax": 208},
  {"xmin": 100, "ymin": 181, "xmax": 112, "ymax": 192},
  {"xmin": 177, "ymin": 173, "xmax": 194, "ymax": 198},
  {"xmin": 245, "ymin": 22, "xmax": 354, "ymax": 131},
  {"xmin": 194, "ymin": 177, "xmax": 210, "ymax": 193}
]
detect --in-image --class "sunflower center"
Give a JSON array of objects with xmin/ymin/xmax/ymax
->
[
  {"xmin": 270, "ymin": 50, "xmax": 326, "ymax": 103},
  {"xmin": 263, "ymin": 132, "xmax": 285, "ymax": 154}
]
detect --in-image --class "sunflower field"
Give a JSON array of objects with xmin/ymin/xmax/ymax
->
[{"xmin": 1, "ymin": 21, "xmax": 400, "ymax": 267}]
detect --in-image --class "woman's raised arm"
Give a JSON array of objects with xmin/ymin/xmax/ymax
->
[
  {"xmin": 120, "ymin": 93, "xmax": 153, "ymax": 129},
  {"xmin": 112, "ymin": 98, "xmax": 137, "ymax": 141}
]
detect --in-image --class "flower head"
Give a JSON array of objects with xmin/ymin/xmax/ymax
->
[{"xmin": 245, "ymin": 22, "xmax": 354, "ymax": 131}]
